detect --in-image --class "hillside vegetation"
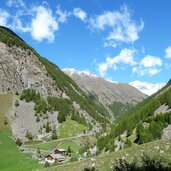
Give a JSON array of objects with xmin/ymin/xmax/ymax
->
[
  {"xmin": 42, "ymin": 137, "xmax": 171, "ymax": 171},
  {"xmin": 97, "ymin": 81, "xmax": 171, "ymax": 151}
]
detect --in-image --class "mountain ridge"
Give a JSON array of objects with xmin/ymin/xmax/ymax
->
[{"xmin": 63, "ymin": 68, "xmax": 147, "ymax": 118}]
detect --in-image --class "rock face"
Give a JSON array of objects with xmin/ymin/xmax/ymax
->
[
  {"xmin": 163, "ymin": 125, "xmax": 171, "ymax": 139},
  {"xmin": 8, "ymin": 96, "xmax": 59, "ymax": 141},
  {"xmin": 0, "ymin": 42, "xmax": 60, "ymax": 96},
  {"xmin": 63, "ymin": 68, "xmax": 147, "ymax": 118},
  {"xmin": 0, "ymin": 27, "xmax": 110, "ymax": 141}
]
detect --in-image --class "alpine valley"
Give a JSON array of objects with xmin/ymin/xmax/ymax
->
[{"xmin": 0, "ymin": 25, "xmax": 171, "ymax": 171}]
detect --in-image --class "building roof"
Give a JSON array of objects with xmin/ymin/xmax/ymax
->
[
  {"xmin": 54, "ymin": 148, "xmax": 66, "ymax": 152},
  {"xmin": 51, "ymin": 154, "xmax": 65, "ymax": 160}
]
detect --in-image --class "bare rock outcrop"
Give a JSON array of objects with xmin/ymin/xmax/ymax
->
[{"xmin": 0, "ymin": 42, "xmax": 60, "ymax": 96}]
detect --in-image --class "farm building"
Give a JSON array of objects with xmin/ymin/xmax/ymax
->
[
  {"xmin": 54, "ymin": 148, "xmax": 66, "ymax": 155},
  {"xmin": 45, "ymin": 154, "xmax": 66, "ymax": 164}
]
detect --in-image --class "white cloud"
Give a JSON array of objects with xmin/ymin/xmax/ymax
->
[
  {"xmin": 56, "ymin": 6, "xmax": 71, "ymax": 23},
  {"xmin": 6, "ymin": 0, "xmax": 25, "ymax": 8},
  {"xmin": 73, "ymin": 8, "xmax": 87, "ymax": 21},
  {"xmin": 141, "ymin": 55, "xmax": 162, "ymax": 68},
  {"xmin": 132, "ymin": 55, "xmax": 162, "ymax": 76},
  {"xmin": 0, "ymin": 9, "xmax": 10, "ymax": 26},
  {"xmin": 147, "ymin": 68, "xmax": 161, "ymax": 76},
  {"xmin": 98, "ymin": 48, "xmax": 136, "ymax": 76},
  {"xmin": 31, "ymin": 6, "xmax": 58, "ymax": 42},
  {"xmin": 165, "ymin": 46, "xmax": 171, "ymax": 59},
  {"xmin": 90, "ymin": 5, "xmax": 144, "ymax": 47},
  {"xmin": 130, "ymin": 80, "xmax": 166, "ymax": 96},
  {"xmin": 133, "ymin": 67, "xmax": 161, "ymax": 77}
]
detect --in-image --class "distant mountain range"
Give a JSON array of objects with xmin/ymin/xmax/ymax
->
[
  {"xmin": 63, "ymin": 68, "xmax": 147, "ymax": 118},
  {"xmin": 63, "ymin": 68, "xmax": 165, "ymax": 96},
  {"xmin": 129, "ymin": 81, "xmax": 166, "ymax": 96}
]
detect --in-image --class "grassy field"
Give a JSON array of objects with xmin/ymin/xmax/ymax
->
[
  {"xmin": 42, "ymin": 138, "xmax": 171, "ymax": 171},
  {"xmin": 0, "ymin": 131, "xmax": 43, "ymax": 171},
  {"xmin": 28, "ymin": 138, "xmax": 81, "ymax": 153},
  {"xmin": 29, "ymin": 140, "xmax": 61, "ymax": 151},
  {"xmin": 58, "ymin": 140, "xmax": 80, "ymax": 153},
  {"xmin": 0, "ymin": 94, "xmax": 13, "ymax": 131},
  {"xmin": 58, "ymin": 119, "xmax": 88, "ymax": 138}
]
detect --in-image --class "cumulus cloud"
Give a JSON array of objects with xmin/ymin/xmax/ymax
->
[
  {"xmin": 133, "ymin": 55, "xmax": 162, "ymax": 76},
  {"xmin": 140, "ymin": 55, "xmax": 162, "ymax": 68},
  {"xmin": 30, "ymin": 6, "xmax": 58, "ymax": 42},
  {"xmin": 98, "ymin": 48, "xmax": 136, "ymax": 76},
  {"xmin": 6, "ymin": 0, "xmax": 25, "ymax": 8},
  {"xmin": 9, "ymin": 5, "xmax": 59, "ymax": 42},
  {"xmin": 73, "ymin": 8, "xmax": 87, "ymax": 21},
  {"xmin": 165, "ymin": 46, "xmax": 171, "ymax": 59},
  {"xmin": 89, "ymin": 5, "xmax": 144, "ymax": 47},
  {"xmin": 2, "ymin": 2, "xmax": 70, "ymax": 42},
  {"xmin": 0, "ymin": 9, "xmax": 10, "ymax": 26}
]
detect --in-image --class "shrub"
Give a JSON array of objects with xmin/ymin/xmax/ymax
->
[
  {"xmin": 4, "ymin": 119, "xmax": 8, "ymax": 125},
  {"xmin": 16, "ymin": 138, "xmax": 22, "ymax": 146},
  {"xmin": 112, "ymin": 155, "xmax": 171, "ymax": 171},
  {"xmin": 83, "ymin": 167, "xmax": 98, "ymax": 171},
  {"xmin": 52, "ymin": 127, "xmax": 58, "ymax": 140},
  {"xmin": 36, "ymin": 116, "xmax": 40, "ymax": 122},
  {"xmin": 15, "ymin": 100, "xmax": 19, "ymax": 107},
  {"xmin": 44, "ymin": 162, "xmax": 50, "ymax": 168},
  {"xmin": 25, "ymin": 131, "xmax": 33, "ymax": 140},
  {"xmin": 70, "ymin": 155, "xmax": 78, "ymax": 162}
]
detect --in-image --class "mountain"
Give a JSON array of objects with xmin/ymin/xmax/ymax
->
[
  {"xmin": 63, "ymin": 68, "xmax": 147, "ymax": 119},
  {"xmin": 0, "ymin": 26, "xmax": 110, "ymax": 141},
  {"xmin": 97, "ymin": 77, "xmax": 171, "ymax": 152},
  {"xmin": 130, "ymin": 80, "xmax": 166, "ymax": 96}
]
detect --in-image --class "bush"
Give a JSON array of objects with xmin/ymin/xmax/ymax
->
[
  {"xmin": 25, "ymin": 131, "xmax": 33, "ymax": 140},
  {"xmin": 4, "ymin": 119, "xmax": 8, "ymax": 125},
  {"xmin": 70, "ymin": 155, "xmax": 78, "ymax": 162},
  {"xmin": 16, "ymin": 138, "xmax": 22, "ymax": 146},
  {"xmin": 15, "ymin": 100, "xmax": 19, "ymax": 107},
  {"xmin": 44, "ymin": 162, "xmax": 50, "ymax": 168},
  {"xmin": 36, "ymin": 116, "xmax": 40, "ymax": 122},
  {"xmin": 52, "ymin": 128, "xmax": 58, "ymax": 140},
  {"xmin": 83, "ymin": 167, "xmax": 98, "ymax": 171},
  {"xmin": 112, "ymin": 155, "xmax": 171, "ymax": 171}
]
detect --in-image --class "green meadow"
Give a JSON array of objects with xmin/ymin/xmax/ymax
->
[
  {"xmin": 58, "ymin": 119, "xmax": 88, "ymax": 138},
  {"xmin": 0, "ymin": 131, "xmax": 43, "ymax": 171}
]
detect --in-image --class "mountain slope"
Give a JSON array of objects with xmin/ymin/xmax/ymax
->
[
  {"xmin": 63, "ymin": 68, "xmax": 147, "ymax": 118},
  {"xmin": 97, "ymin": 78, "xmax": 171, "ymax": 152},
  {"xmin": 0, "ymin": 26, "xmax": 109, "ymax": 141}
]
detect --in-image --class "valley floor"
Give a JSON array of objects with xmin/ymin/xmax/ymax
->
[{"xmin": 41, "ymin": 138, "xmax": 171, "ymax": 171}]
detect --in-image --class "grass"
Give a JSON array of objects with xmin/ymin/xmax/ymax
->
[
  {"xmin": 0, "ymin": 94, "xmax": 13, "ymax": 131},
  {"xmin": 28, "ymin": 139, "xmax": 80, "ymax": 153},
  {"xmin": 58, "ymin": 119, "xmax": 88, "ymax": 138},
  {"xmin": 58, "ymin": 140, "xmax": 80, "ymax": 153},
  {"xmin": 0, "ymin": 131, "xmax": 43, "ymax": 171},
  {"xmin": 42, "ymin": 138, "xmax": 171, "ymax": 171},
  {"xmin": 29, "ymin": 140, "xmax": 61, "ymax": 151}
]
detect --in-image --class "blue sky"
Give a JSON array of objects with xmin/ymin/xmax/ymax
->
[{"xmin": 0, "ymin": 0, "xmax": 171, "ymax": 84}]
